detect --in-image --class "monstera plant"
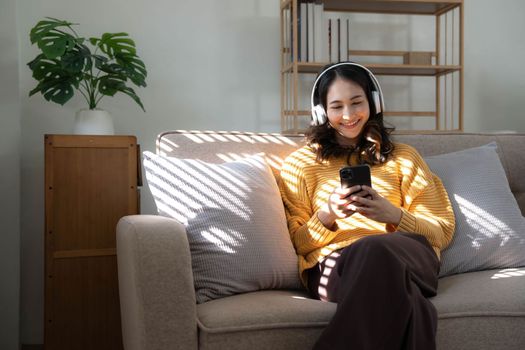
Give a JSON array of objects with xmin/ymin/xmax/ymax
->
[{"xmin": 28, "ymin": 17, "xmax": 147, "ymax": 110}]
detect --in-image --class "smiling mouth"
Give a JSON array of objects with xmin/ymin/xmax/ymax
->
[{"xmin": 341, "ymin": 119, "xmax": 360, "ymax": 128}]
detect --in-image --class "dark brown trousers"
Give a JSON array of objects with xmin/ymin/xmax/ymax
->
[{"xmin": 308, "ymin": 232, "xmax": 440, "ymax": 350}]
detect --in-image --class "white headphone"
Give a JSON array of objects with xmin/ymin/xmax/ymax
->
[{"xmin": 310, "ymin": 62, "xmax": 385, "ymax": 126}]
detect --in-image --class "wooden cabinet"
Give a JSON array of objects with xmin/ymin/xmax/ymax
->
[
  {"xmin": 280, "ymin": 0, "xmax": 464, "ymax": 133},
  {"xmin": 44, "ymin": 135, "xmax": 139, "ymax": 350}
]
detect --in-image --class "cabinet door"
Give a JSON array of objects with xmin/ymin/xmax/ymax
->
[{"xmin": 44, "ymin": 135, "xmax": 139, "ymax": 350}]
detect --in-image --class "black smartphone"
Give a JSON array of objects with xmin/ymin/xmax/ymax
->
[{"xmin": 339, "ymin": 165, "xmax": 372, "ymax": 190}]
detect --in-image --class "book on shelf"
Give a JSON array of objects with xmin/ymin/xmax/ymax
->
[
  {"xmin": 346, "ymin": 18, "xmax": 350, "ymax": 61},
  {"xmin": 313, "ymin": 2, "xmax": 327, "ymax": 62},
  {"xmin": 300, "ymin": 1, "xmax": 307, "ymax": 61},
  {"xmin": 325, "ymin": 12, "xmax": 340, "ymax": 63},
  {"xmin": 328, "ymin": 18, "xmax": 332, "ymax": 62},
  {"xmin": 284, "ymin": 8, "xmax": 291, "ymax": 62},
  {"xmin": 325, "ymin": 11, "xmax": 351, "ymax": 63},
  {"xmin": 291, "ymin": 2, "xmax": 347, "ymax": 64},
  {"xmin": 339, "ymin": 17, "xmax": 349, "ymax": 62},
  {"xmin": 337, "ymin": 18, "xmax": 341, "ymax": 62},
  {"xmin": 307, "ymin": 1, "xmax": 314, "ymax": 62}
]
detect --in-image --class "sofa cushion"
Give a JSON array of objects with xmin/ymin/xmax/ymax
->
[
  {"xmin": 195, "ymin": 268, "xmax": 525, "ymax": 350},
  {"xmin": 196, "ymin": 290, "xmax": 335, "ymax": 350},
  {"xmin": 433, "ymin": 268, "xmax": 525, "ymax": 350},
  {"xmin": 143, "ymin": 152, "xmax": 301, "ymax": 303},
  {"xmin": 425, "ymin": 143, "xmax": 525, "ymax": 277}
]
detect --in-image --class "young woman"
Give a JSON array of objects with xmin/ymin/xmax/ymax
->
[{"xmin": 279, "ymin": 62, "xmax": 455, "ymax": 350}]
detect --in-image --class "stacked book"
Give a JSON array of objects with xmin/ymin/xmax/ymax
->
[{"xmin": 294, "ymin": 1, "xmax": 350, "ymax": 63}]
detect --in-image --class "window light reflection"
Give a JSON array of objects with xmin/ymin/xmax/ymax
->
[
  {"xmin": 491, "ymin": 268, "xmax": 525, "ymax": 280},
  {"xmin": 262, "ymin": 135, "xmax": 284, "ymax": 145},
  {"xmin": 191, "ymin": 160, "xmax": 252, "ymax": 195},
  {"xmin": 237, "ymin": 134, "xmax": 255, "ymax": 143},
  {"xmin": 162, "ymin": 155, "xmax": 251, "ymax": 201},
  {"xmin": 158, "ymin": 138, "xmax": 179, "ymax": 155},
  {"xmin": 149, "ymin": 131, "xmax": 303, "ymax": 255},
  {"xmin": 144, "ymin": 155, "xmax": 259, "ymax": 224},
  {"xmin": 399, "ymin": 158, "xmax": 414, "ymax": 176},
  {"xmin": 455, "ymin": 195, "xmax": 515, "ymax": 249},
  {"xmin": 267, "ymin": 154, "xmax": 285, "ymax": 169},
  {"xmin": 224, "ymin": 134, "xmax": 243, "ymax": 143},
  {"xmin": 318, "ymin": 253, "xmax": 340, "ymax": 299},
  {"xmin": 184, "ymin": 133, "xmax": 205, "ymax": 144}
]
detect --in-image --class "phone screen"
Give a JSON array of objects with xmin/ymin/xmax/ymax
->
[{"xmin": 339, "ymin": 165, "xmax": 372, "ymax": 190}]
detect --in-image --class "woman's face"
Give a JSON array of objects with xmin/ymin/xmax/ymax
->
[{"xmin": 325, "ymin": 77, "xmax": 370, "ymax": 146}]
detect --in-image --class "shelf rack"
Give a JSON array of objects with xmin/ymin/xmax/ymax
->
[{"xmin": 280, "ymin": 0, "xmax": 464, "ymax": 134}]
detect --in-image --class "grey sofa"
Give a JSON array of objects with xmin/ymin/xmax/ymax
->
[{"xmin": 117, "ymin": 131, "xmax": 525, "ymax": 350}]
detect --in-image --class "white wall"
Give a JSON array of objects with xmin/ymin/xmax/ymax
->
[
  {"xmin": 0, "ymin": 0, "xmax": 21, "ymax": 348},
  {"xmin": 464, "ymin": 0, "xmax": 525, "ymax": 132},
  {"xmin": 13, "ymin": 0, "xmax": 525, "ymax": 345}
]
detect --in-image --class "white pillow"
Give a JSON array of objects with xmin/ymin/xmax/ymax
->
[
  {"xmin": 142, "ymin": 151, "xmax": 301, "ymax": 303},
  {"xmin": 424, "ymin": 143, "xmax": 525, "ymax": 277}
]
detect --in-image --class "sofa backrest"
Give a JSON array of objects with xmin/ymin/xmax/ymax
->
[{"xmin": 157, "ymin": 131, "xmax": 525, "ymax": 216}]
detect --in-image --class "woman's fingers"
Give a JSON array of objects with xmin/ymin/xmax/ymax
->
[
  {"xmin": 361, "ymin": 185, "xmax": 379, "ymax": 199},
  {"xmin": 329, "ymin": 185, "xmax": 376, "ymax": 218},
  {"xmin": 336, "ymin": 185, "xmax": 362, "ymax": 198},
  {"xmin": 349, "ymin": 194, "xmax": 373, "ymax": 206}
]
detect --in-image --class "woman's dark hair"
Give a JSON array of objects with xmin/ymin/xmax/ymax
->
[{"xmin": 306, "ymin": 63, "xmax": 395, "ymax": 165}]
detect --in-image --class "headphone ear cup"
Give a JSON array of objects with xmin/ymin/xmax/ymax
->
[
  {"xmin": 372, "ymin": 90, "xmax": 381, "ymax": 114},
  {"xmin": 311, "ymin": 104, "xmax": 327, "ymax": 125}
]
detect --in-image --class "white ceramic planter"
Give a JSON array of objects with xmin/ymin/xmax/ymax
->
[{"xmin": 74, "ymin": 108, "xmax": 114, "ymax": 135}]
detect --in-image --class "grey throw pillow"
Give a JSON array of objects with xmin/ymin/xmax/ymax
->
[
  {"xmin": 424, "ymin": 143, "xmax": 525, "ymax": 277},
  {"xmin": 143, "ymin": 151, "xmax": 301, "ymax": 303}
]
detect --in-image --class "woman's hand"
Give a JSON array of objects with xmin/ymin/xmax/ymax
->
[
  {"xmin": 349, "ymin": 185, "xmax": 402, "ymax": 226},
  {"xmin": 317, "ymin": 185, "xmax": 368, "ymax": 229}
]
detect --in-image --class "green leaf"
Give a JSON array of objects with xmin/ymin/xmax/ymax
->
[
  {"xmin": 29, "ymin": 83, "xmax": 43, "ymax": 97},
  {"xmin": 61, "ymin": 44, "xmax": 91, "ymax": 73},
  {"xmin": 98, "ymin": 75, "xmax": 145, "ymax": 111},
  {"xmin": 30, "ymin": 71, "xmax": 80, "ymax": 105},
  {"xmin": 41, "ymin": 79, "xmax": 75, "ymax": 105},
  {"xmin": 27, "ymin": 53, "xmax": 47, "ymax": 75},
  {"xmin": 94, "ymin": 32, "xmax": 136, "ymax": 58},
  {"xmin": 30, "ymin": 18, "xmax": 78, "ymax": 59},
  {"xmin": 92, "ymin": 54, "xmax": 109, "ymax": 69},
  {"xmin": 29, "ymin": 18, "xmax": 74, "ymax": 44},
  {"xmin": 115, "ymin": 53, "xmax": 147, "ymax": 87},
  {"xmin": 119, "ymin": 86, "xmax": 145, "ymax": 112},
  {"xmin": 98, "ymin": 63, "xmax": 123, "ymax": 74},
  {"xmin": 98, "ymin": 75, "xmax": 126, "ymax": 96},
  {"xmin": 89, "ymin": 37, "xmax": 100, "ymax": 46},
  {"xmin": 27, "ymin": 55, "xmax": 62, "ymax": 80},
  {"xmin": 27, "ymin": 51, "xmax": 81, "ymax": 105},
  {"xmin": 27, "ymin": 54, "xmax": 84, "ymax": 84},
  {"xmin": 98, "ymin": 64, "xmax": 128, "ymax": 83},
  {"xmin": 36, "ymin": 30, "xmax": 77, "ymax": 59}
]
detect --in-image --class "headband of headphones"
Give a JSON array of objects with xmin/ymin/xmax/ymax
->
[{"xmin": 310, "ymin": 62, "xmax": 385, "ymax": 126}]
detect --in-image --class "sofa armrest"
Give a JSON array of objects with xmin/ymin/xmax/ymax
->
[{"xmin": 117, "ymin": 215, "xmax": 197, "ymax": 350}]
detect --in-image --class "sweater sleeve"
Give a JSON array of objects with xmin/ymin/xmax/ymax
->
[
  {"xmin": 279, "ymin": 152, "xmax": 340, "ymax": 256},
  {"xmin": 387, "ymin": 145, "xmax": 455, "ymax": 252}
]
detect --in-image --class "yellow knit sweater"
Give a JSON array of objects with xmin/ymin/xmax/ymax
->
[{"xmin": 279, "ymin": 143, "xmax": 455, "ymax": 286}]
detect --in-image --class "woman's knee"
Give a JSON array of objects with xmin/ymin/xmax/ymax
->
[
  {"xmin": 339, "ymin": 234, "xmax": 402, "ymax": 273},
  {"xmin": 348, "ymin": 234, "xmax": 397, "ymax": 256}
]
